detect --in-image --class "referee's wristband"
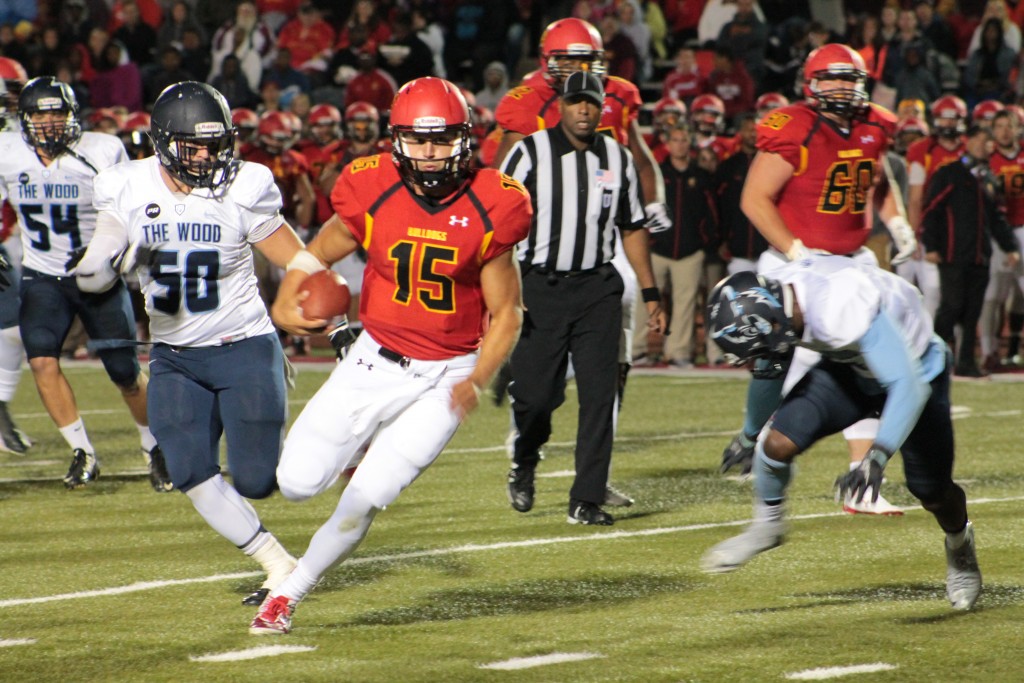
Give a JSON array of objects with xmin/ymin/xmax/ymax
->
[{"xmin": 641, "ymin": 287, "xmax": 661, "ymax": 303}]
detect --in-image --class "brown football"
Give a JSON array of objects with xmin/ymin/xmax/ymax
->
[{"xmin": 298, "ymin": 270, "xmax": 351, "ymax": 321}]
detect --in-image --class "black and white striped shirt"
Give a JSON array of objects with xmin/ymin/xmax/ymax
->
[{"xmin": 500, "ymin": 125, "xmax": 645, "ymax": 272}]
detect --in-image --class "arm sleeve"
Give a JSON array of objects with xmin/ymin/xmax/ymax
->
[
  {"xmin": 76, "ymin": 210, "xmax": 129, "ymax": 293},
  {"xmin": 619, "ymin": 147, "xmax": 646, "ymax": 230},
  {"xmin": 919, "ymin": 176, "xmax": 950, "ymax": 253},
  {"xmin": 236, "ymin": 163, "xmax": 286, "ymax": 243},
  {"xmin": 859, "ymin": 311, "xmax": 932, "ymax": 453}
]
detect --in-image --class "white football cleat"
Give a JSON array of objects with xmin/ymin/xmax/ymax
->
[
  {"xmin": 701, "ymin": 518, "xmax": 786, "ymax": 574},
  {"xmin": 842, "ymin": 489, "xmax": 905, "ymax": 516},
  {"xmin": 945, "ymin": 522, "xmax": 982, "ymax": 610},
  {"xmin": 249, "ymin": 595, "xmax": 297, "ymax": 635}
]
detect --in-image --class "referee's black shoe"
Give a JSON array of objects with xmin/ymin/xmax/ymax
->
[
  {"xmin": 567, "ymin": 499, "xmax": 614, "ymax": 526},
  {"xmin": 507, "ymin": 466, "xmax": 535, "ymax": 512}
]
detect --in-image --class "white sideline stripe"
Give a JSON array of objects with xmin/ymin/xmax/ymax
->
[
  {"xmin": 1, "ymin": 495, "xmax": 1021, "ymax": 610},
  {"xmin": 537, "ymin": 469, "xmax": 576, "ymax": 479},
  {"xmin": 447, "ymin": 429, "xmax": 737, "ymax": 454},
  {"xmin": 479, "ymin": 652, "xmax": 604, "ymax": 670},
  {"xmin": 785, "ymin": 663, "xmax": 897, "ymax": 680},
  {"xmin": 0, "ymin": 638, "xmax": 36, "ymax": 647},
  {"xmin": 190, "ymin": 645, "xmax": 317, "ymax": 663}
]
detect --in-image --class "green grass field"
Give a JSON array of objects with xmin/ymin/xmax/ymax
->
[{"xmin": 1, "ymin": 363, "xmax": 1023, "ymax": 682}]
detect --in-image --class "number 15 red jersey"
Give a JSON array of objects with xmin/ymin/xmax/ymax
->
[{"xmin": 331, "ymin": 155, "xmax": 532, "ymax": 360}]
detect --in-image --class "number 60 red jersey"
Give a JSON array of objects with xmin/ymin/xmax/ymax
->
[
  {"xmin": 331, "ymin": 154, "xmax": 532, "ymax": 360},
  {"xmin": 756, "ymin": 101, "xmax": 896, "ymax": 255}
]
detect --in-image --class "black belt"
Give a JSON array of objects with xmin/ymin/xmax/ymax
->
[
  {"xmin": 528, "ymin": 262, "xmax": 610, "ymax": 278},
  {"xmin": 378, "ymin": 345, "xmax": 412, "ymax": 368}
]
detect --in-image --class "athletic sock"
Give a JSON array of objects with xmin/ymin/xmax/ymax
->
[
  {"xmin": 59, "ymin": 418, "xmax": 94, "ymax": 453},
  {"xmin": 185, "ymin": 474, "xmax": 261, "ymax": 546},
  {"xmin": 137, "ymin": 424, "xmax": 158, "ymax": 453}
]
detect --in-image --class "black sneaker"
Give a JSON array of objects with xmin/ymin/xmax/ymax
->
[
  {"xmin": 145, "ymin": 445, "xmax": 174, "ymax": 493},
  {"xmin": 0, "ymin": 400, "xmax": 29, "ymax": 454},
  {"xmin": 507, "ymin": 466, "xmax": 535, "ymax": 512},
  {"xmin": 63, "ymin": 449, "xmax": 99, "ymax": 489},
  {"xmin": 567, "ymin": 499, "xmax": 614, "ymax": 526}
]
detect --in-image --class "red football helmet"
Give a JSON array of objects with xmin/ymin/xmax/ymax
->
[
  {"xmin": 930, "ymin": 94, "xmax": 967, "ymax": 139},
  {"xmin": 0, "ymin": 56, "xmax": 26, "ymax": 107},
  {"xmin": 389, "ymin": 77, "xmax": 472, "ymax": 196},
  {"xmin": 755, "ymin": 92, "xmax": 789, "ymax": 119},
  {"xmin": 344, "ymin": 101, "xmax": 380, "ymax": 143},
  {"xmin": 231, "ymin": 107, "xmax": 259, "ymax": 142},
  {"xmin": 88, "ymin": 107, "xmax": 123, "ymax": 133},
  {"xmin": 802, "ymin": 43, "xmax": 868, "ymax": 118},
  {"xmin": 652, "ymin": 97, "xmax": 687, "ymax": 137},
  {"xmin": 1007, "ymin": 103, "xmax": 1024, "ymax": 131},
  {"xmin": 540, "ymin": 18, "xmax": 606, "ymax": 87},
  {"xmin": 308, "ymin": 103, "xmax": 341, "ymax": 144},
  {"xmin": 121, "ymin": 111, "xmax": 153, "ymax": 159},
  {"xmin": 691, "ymin": 94, "xmax": 725, "ymax": 136},
  {"xmin": 894, "ymin": 116, "xmax": 929, "ymax": 153},
  {"xmin": 257, "ymin": 110, "xmax": 294, "ymax": 153},
  {"xmin": 281, "ymin": 110, "xmax": 302, "ymax": 144},
  {"xmin": 971, "ymin": 99, "xmax": 1005, "ymax": 126}
]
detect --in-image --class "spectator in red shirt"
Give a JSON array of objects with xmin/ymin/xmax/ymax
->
[
  {"xmin": 663, "ymin": 46, "xmax": 706, "ymax": 105},
  {"xmin": 336, "ymin": 0, "xmax": 391, "ymax": 54},
  {"xmin": 705, "ymin": 45, "xmax": 753, "ymax": 123},
  {"xmin": 277, "ymin": 2, "xmax": 336, "ymax": 76},
  {"xmin": 344, "ymin": 51, "xmax": 397, "ymax": 114},
  {"xmin": 664, "ymin": 0, "xmax": 706, "ymax": 48}
]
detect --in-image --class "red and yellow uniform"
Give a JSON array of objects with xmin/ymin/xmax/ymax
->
[
  {"xmin": 240, "ymin": 145, "xmax": 311, "ymax": 220},
  {"xmin": 757, "ymin": 102, "xmax": 896, "ymax": 255},
  {"xmin": 331, "ymin": 154, "xmax": 532, "ymax": 359},
  {"xmin": 495, "ymin": 70, "xmax": 641, "ymax": 145},
  {"xmin": 990, "ymin": 146, "xmax": 1024, "ymax": 227},
  {"xmin": 906, "ymin": 136, "xmax": 964, "ymax": 187},
  {"xmin": 299, "ymin": 138, "xmax": 392, "ymax": 225}
]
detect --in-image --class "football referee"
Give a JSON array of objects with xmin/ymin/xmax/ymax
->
[{"xmin": 500, "ymin": 71, "xmax": 667, "ymax": 526}]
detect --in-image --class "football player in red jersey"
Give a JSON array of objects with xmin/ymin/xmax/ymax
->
[
  {"xmin": 231, "ymin": 107, "xmax": 259, "ymax": 148},
  {"xmin": 902, "ymin": 94, "xmax": 967, "ymax": 318},
  {"xmin": 893, "ymin": 116, "xmax": 929, "ymax": 155},
  {"xmin": 755, "ymin": 92, "xmax": 789, "ymax": 122},
  {"xmin": 251, "ymin": 78, "xmax": 532, "ymax": 635},
  {"xmin": 647, "ymin": 96, "xmax": 687, "ymax": 163},
  {"xmin": 242, "ymin": 111, "xmax": 316, "ymax": 232},
  {"xmin": 718, "ymin": 43, "xmax": 911, "ymax": 516},
  {"xmin": 980, "ymin": 109, "xmax": 1024, "ymax": 370},
  {"xmin": 493, "ymin": 18, "xmax": 668, "ymax": 229},
  {"xmin": 691, "ymin": 93, "xmax": 733, "ymax": 162}
]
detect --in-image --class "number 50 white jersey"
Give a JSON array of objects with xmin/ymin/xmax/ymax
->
[
  {"xmin": 93, "ymin": 157, "xmax": 285, "ymax": 347},
  {"xmin": 0, "ymin": 131, "xmax": 128, "ymax": 276}
]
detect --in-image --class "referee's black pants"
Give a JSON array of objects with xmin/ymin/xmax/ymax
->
[{"xmin": 510, "ymin": 263, "xmax": 623, "ymax": 505}]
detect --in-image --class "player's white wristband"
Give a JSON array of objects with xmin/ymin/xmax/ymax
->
[{"xmin": 286, "ymin": 250, "xmax": 326, "ymax": 275}]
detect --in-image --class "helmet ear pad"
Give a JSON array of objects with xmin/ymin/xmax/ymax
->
[{"xmin": 151, "ymin": 82, "xmax": 237, "ymax": 190}]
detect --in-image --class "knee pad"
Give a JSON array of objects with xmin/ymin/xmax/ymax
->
[{"xmin": 99, "ymin": 347, "xmax": 141, "ymax": 388}]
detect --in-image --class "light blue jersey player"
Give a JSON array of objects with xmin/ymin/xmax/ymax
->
[
  {"xmin": 75, "ymin": 81, "xmax": 320, "ymax": 607},
  {"xmin": 701, "ymin": 255, "xmax": 982, "ymax": 611},
  {"xmin": 0, "ymin": 76, "xmax": 167, "ymax": 489}
]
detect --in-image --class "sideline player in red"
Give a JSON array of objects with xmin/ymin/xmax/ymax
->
[
  {"xmin": 901, "ymin": 94, "xmax": 967, "ymax": 319},
  {"xmin": 251, "ymin": 78, "xmax": 532, "ymax": 635},
  {"xmin": 717, "ymin": 43, "xmax": 913, "ymax": 516},
  {"xmin": 492, "ymin": 17, "xmax": 668, "ymax": 229},
  {"xmin": 980, "ymin": 109, "xmax": 1024, "ymax": 370}
]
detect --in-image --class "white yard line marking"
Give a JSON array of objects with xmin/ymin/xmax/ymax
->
[
  {"xmin": 1, "ymin": 495, "xmax": 1021, "ymax": 610},
  {"xmin": 785, "ymin": 663, "xmax": 897, "ymax": 680},
  {"xmin": 190, "ymin": 645, "xmax": 316, "ymax": 662},
  {"xmin": 479, "ymin": 652, "xmax": 604, "ymax": 670},
  {"xmin": 537, "ymin": 469, "xmax": 576, "ymax": 478},
  {"xmin": 0, "ymin": 638, "xmax": 36, "ymax": 647}
]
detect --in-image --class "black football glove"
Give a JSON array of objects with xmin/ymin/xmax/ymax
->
[
  {"xmin": 834, "ymin": 447, "xmax": 890, "ymax": 504},
  {"xmin": 720, "ymin": 431, "xmax": 756, "ymax": 475},
  {"xmin": 65, "ymin": 246, "xmax": 88, "ymax": 273},
  {"xmin": 327, "ymin": 317, "xmax": 360, "ymax": 362}
]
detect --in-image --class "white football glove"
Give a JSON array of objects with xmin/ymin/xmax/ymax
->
[
  {"xmin": 644, "ymin": 201, "xmax": 672, "ymax": 233},
  {"xmin": 886, "ymin": 215, "xmax": 917, "ymax": 266},
  {"xmin": 784, "ymin": 238, "xmax": 812, "ymax": 262}
]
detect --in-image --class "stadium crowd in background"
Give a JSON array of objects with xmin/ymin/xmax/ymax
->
[{"xmin": 4, "ymin": 1, "xmax": 1024, "ymax": 375}]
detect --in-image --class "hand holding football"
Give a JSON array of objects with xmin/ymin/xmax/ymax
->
[{"xmin": 298, "ymin": 270, "xmax": 351, "ymax": 321}]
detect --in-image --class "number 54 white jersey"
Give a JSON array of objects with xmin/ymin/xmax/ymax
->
[
  {"xmin": 93, "ymin": 156, "xmax": 285, "ymax": 348},
  {"xmin": 0, "ymin": 131, "xmax": 128, "ymax": 276}
]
